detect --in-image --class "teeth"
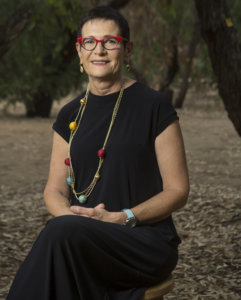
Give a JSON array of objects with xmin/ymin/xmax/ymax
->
[{"xmin": 92, "ymin": 61, "xmax": 107, "ymax": 64}]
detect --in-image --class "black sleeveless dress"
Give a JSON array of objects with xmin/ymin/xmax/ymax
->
[{"xmin": 7, "ymin": 82, "xmax": 181, "ymax": 300}]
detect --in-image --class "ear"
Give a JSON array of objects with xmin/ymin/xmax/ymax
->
[
  {"xmin": 124, "ymin": 41, "xmax": 133, "ymax": 64},
  {"xmin": 76, "ymin": 42, "xmax": 82, "ymax": 60}
]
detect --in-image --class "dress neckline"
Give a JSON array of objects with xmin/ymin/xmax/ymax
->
[{"xmin": 88, "ymin": 82, "xmax": 139, "ymax": 104}]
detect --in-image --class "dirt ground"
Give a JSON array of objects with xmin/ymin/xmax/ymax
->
[{"xmin": 0, "ymin": 90, "xmax": 240, "ymax": 299}]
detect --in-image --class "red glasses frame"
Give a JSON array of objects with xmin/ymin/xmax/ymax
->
[{"xmin": 76, "ymin": 36, "xmax": 128, "ymax": 50}]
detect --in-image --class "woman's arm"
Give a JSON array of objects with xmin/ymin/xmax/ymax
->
[
  {"xmin": 131, "ymin": 120, "xmax": 189, "ymax": 224},
  {"xmin": 43, "ymin": 132, "xmax": 74, "ymax": 217}
]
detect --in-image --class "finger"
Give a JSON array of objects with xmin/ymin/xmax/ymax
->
[
  {"xmin": 70, "ymin": 206, "xmax": 80, "ymax": 213},
  {"xmin": 95, "ymin": 203, "xmax": 105, "ymax": 209},
  {"xmin": 70, "ymin": 206, "xmax": 94, "ymax": 216}
]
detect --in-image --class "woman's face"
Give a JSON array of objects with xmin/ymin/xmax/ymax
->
[{"xmin": 76, "ymin": 19, "xmax": 132, "ymax": 82}]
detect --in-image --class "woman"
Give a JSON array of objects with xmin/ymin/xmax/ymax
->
[{"xmin": 7, "ymin": 6, "xmax": 189, "ymax": 300}]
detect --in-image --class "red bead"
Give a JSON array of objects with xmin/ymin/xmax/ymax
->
[
  {"xmin": 64, "ymin": 158, "xmax": 70, "ymax": 166},
  {"xmin": 97, "ymin": 149, "xmax": 106, "ymax": 158}
]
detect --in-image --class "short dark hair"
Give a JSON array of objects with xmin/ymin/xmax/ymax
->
[{"xmin": 77, "ymin": 6, "xmax": 130, "ymax": 40}]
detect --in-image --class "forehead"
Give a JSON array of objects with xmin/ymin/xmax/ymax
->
[{"xmin": 81, "ymin": 19, "xmax": 120, "ymax": 37}]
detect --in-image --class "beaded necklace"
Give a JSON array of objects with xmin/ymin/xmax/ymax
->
[{"xmin": 65, "ymin": 82, "xmax": 125, "ymax": 203}]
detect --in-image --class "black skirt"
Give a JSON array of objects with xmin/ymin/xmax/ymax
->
[{"xmin": 7, "ymin": 215, "xmax": 178, "ymax": 300}]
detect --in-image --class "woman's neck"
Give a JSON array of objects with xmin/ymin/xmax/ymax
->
[
  {"xmin": 88, "ymin": 75, "xmax": 123, "ymax": 96},
  {"xmin": 88, "ymin": 76, "xmax": 136, "ymax": 96}
]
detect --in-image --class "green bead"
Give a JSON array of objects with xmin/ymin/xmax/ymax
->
[
  {"xmin": 66, "ymin": 177, "xmax": 72, "ymax": 185},
  {"xmin": 78, "ymin": 195, "xmax": 87, "ymax": 203}
]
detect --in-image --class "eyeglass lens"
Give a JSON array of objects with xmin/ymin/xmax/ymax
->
[{"xmin": 82, "ymin": 38, "xmax": 119, "ymax": 50}]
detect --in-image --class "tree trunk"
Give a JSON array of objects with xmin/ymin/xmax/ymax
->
[
  {"xmin": 195, "ymin": 0, "xmax": 241, "ymax": 137},
  {"xmin": 0, "ymin": 5, "xmax": 32, "ymax": 59},
  {"xmin": 26, "ymin": 90, "xmax": 53, "ymax": 118},
  {"xmin": 159, "ymin": 33, "xmax": 179, "ymax": 102},
  {"xmin": 174, "ymin": 7, "xmax": 200, "ymax": 108}
]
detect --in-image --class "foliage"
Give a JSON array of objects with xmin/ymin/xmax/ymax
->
[
  {"xmin": 1, "ymin": 0, "xmax": 241, "ymax": 115},
  {"xmin": 122, "ymin": 0, "xmax": 241, "ymax": 89},
  {"xmin": 0, "ymin": 0, "xmax": 84, "ymax": 110},
  {"xmin": 121, "ymin": 0, "xmax": 202, "ymax": 88}
]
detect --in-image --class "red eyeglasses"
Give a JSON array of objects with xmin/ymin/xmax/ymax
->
[{"xmin": 76, "ymin": 36, "xmax": 128, "ymax": 51}]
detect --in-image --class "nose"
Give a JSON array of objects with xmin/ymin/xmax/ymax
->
[{"xmin": 94, "ymin": 41, "xmax": 106, "ymax": 55}]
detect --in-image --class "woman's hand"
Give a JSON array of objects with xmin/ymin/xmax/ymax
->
[{"xmin": 70, "ymin": 203, "xmax": 126, "ymax": 225}]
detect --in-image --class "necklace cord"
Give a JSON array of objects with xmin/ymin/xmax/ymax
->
[{"xmin": 67, "ymin": 82, "xmax": 125, "ymax": 203}]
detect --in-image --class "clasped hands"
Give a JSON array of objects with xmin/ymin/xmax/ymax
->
[{"xmin": 70, "ymin": 203, "xmax": 126, "ymax": 225}]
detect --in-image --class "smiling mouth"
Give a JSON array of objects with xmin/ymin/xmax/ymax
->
[{"xmin": 91, "ymin": 60, "xmax": 109, "ymax": 65}]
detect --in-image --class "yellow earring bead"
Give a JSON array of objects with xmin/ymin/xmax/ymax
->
[
  {"xmin": 80, "ymin": 64, "xmax": 84, "ymax": 74},
  {"xmin": 69, "ymin": 121, "xmax": 77, "ymax": 130}
]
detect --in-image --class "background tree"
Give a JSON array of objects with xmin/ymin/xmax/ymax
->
[
  {"xmin": 0, "ymin": 4, "xmax": 32, "ymax": 59},
  {"xmin": 195, "ymin": 0, "xmax": 241, "ymax": 136},
  {"xmin": 1, "ymin": 0, "xmax": 241, "ymax": 124},
  {"xmin": 122, "ymin": 0, "xmax": 197, "ymax": 102},
  {"xmin": 0, "ymin": 0, "xmax": 83, "ymax": 117},
  {"xmin": 174, "ymin": 5, "xmax": 200, "ymax": 108},
  {"xmin": 0, "ymin": 0, "xmax": 131, "ymax": 117}
]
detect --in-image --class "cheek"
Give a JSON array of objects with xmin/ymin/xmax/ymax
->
[
  {"xmin": 81, "ymin": 53, "xmax": 91, "ymax": 65},
  {"xmin": 112, "ymin": 53, "xmax": 124, "ymax": 68}
]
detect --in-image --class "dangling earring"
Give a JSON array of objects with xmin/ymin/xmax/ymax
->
[
  {"xmin": 126, "ymin": 63, "xmax": 130, "ymax": 72},
  {"xmin": 80, "ymin": 63, "xmax": 84, "ymax": 74}
]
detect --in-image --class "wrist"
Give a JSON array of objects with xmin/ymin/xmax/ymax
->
[
  {"xmin": 119, "ymin": 211, "xmax": 127, "ymax": 225},
  {"xmin": 53, "ymin": 207, "xmax": 74, "ymax": 217},
  {"xmin": 122, "ymin": 209, "xmax": 137, "ymax": 227},
  {"xmin": 120, "ymin": 211, "xmax": 127, "ymax": 225},
  {"xmin": 108, "ymin": 211, "xmax": 126, "ymax": 224}
]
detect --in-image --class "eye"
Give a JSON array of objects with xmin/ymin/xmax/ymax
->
[
  {"xmin": 83, "ymin": 38, "xmax": 95, "ymax": 45},
  {"xmin": 104, "ymin": 38, "xmax": 118, "ymax": 45}
]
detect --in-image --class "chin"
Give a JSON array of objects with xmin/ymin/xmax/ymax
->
[
  {"xmin": 89, "ymin": 71, "xmax": 118, "ymax": 80},
  {"xmin": 87, "ymin": 65, "xmax": 120, "ymax": 79}
]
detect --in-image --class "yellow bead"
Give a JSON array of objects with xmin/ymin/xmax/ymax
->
[
  {"xmin": 69, "ymin": 122, "xmax": 77, "ymax": 130},
  {"xmin": 80, "ymin": 98, "xmax": 86, "ymax": 105}
]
